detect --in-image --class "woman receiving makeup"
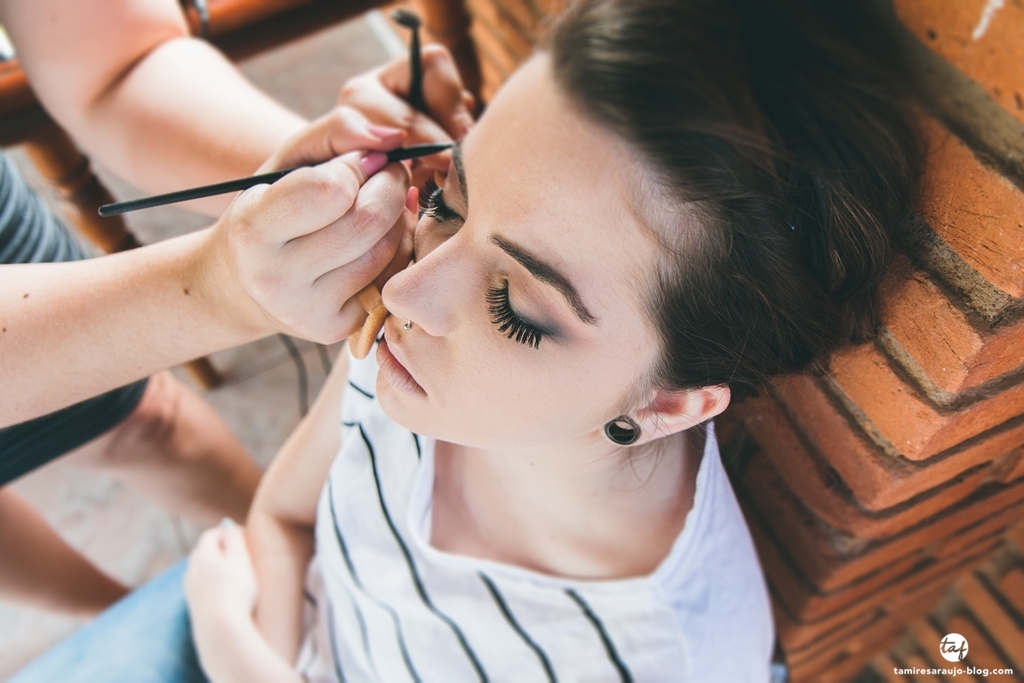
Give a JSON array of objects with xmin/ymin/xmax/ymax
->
[{"xmin": 12, "ymin": 0, "xmax": 920, "ymax": 681}]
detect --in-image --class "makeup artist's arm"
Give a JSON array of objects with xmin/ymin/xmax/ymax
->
[
  {"xmin": 0, "ymin": 0, "xmax": 306, "ymax": 216},
  {"xmin": 0, "ymin": 112, "xmax": 414, "ymax": 428}
]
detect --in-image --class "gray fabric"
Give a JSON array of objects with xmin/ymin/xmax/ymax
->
[
  {"xmin": 0, "ymin": 151, "xmax": 148, "ymax": 486},
  {"xmin": 0, "ymin": 152, "xmax": 89, "ymax": 264}
]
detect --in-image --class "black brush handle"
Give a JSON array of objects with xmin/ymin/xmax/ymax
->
[
  {"xmin": 408, "ymin": 28, "xmax": 426, "ymax": 112},
  {"xmin": 98, "ymin": 143, "xmax": 452, "ymax": 216}
]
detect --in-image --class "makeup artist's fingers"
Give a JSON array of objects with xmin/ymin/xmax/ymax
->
[
  {"xmin": 341, "ymin": 73, "xmax": 451, "ymax": 141},
  {"xmin": 281, "ymin": 162, "xmax": 410, "ymax": 272},
  {"xmin": 270, "ymin": 218, "xmax": 405, "ymax": 343},
  {"xmin": 338, "ymin": 45, "xmax": 473, "ymax": 168},
  {"xmin": 310, "ymin": 209, "xmax": 416, "ymax": 338},
  {"xmin": 236, "ymin": 150, "xmax": 394, "ymax": 245},
  {"xmin": 220, "ymin": 159, "xmax": 410, "ymax": 343},
  {"xmin": 418, "ymin": 45, "xmax": 476, "ymax": 137},
  {"xmin": 257, "ymin": 105, "xmax": 404, "ymax": 175},
  {"xmin": 373, "ymin": 45, "xmax": 475, "ymax": 139}
]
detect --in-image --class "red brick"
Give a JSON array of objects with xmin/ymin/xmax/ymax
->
[
  {"xmin": 739, "ymin": 456, "xmax": 1024, "ymax": 590},
  {"xmin": 1008, "ymin": 519, "xmax": 1024, "ymax": 553},
  {"xmin": 879, "ymin": 255, "xmax": 1024, "ymax": 394},
  {"xmin": 902, "ymin": 653, "xmax": 946, "ymax": 682},
  {"xmin": 910, "ymin": 615, "xmax": 947, "ymax": 650},
  {"xmin": 910, "ymin": 117, "xmax": 1024, "ymax": 298},
  {"xmin": 997, "ymin": 566, "xmax": 1024, "ymax": 620},
  {"xmin": 957, "ymin": 572, "xmax": 1024, "ymax": 670},
  {"xmin": 828, "ymin": 343, "xmax": 1024, "ymax": 460},
  {"xmin": 894, "ymin": 0, "xmax": 1024, "ymax": 125},
  {"xmin": 774, "ymin": 599, "xmax": 884, "ymax": 654},
  {"xmin": 466, "ymin": 0, "xmax": 535, "ymax": 63},
  {"xmin": 943, "ymin": 612, "xmax": 1015, "ymax": 673},
  {"xmin": 776, "ymin": 580, "xmax": 948, "ymax": 655},
  {"xmin": 756, "ymin": 505, "xmax": 1002, "ymax": 623},
  {"xmin": 786, "ymin": 608, "xmax": 884, "ymax": 666},
  {"xmin": 782, "ymin": 548, "xmax": 994, "ymax": 668},
  {"xmin": 870, "ymin": 654, "xmax": 912, "ymax": 682},
  {"xmin": 929, "ymin": 505, "xmax": 1023, "ymax": 559},
  {"xmin": 789, "ymin": 621, "xmax": 905, "ymax": 683},
  {"xmin": 741, "ymin": 421, "xmax": 987, "ymax": 544},
  {"xmin": 989, "ymin": 446, "xmax": 1024, "ymax": 484},
  {"xmin": 491, "ymin": 0, "xmax": 544, "ymax": 39},
  {"xmin": 740, "ymin": 377, "xmax": 1015, "ymax": 514},
  {"xmin": 788, "ymin": 583, "xmax": 959, "ymax": 683}
]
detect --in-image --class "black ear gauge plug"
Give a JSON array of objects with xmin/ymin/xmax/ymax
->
[{"xmin": 390, "ymin": 8, "xmax": 427, "ymax": 113}]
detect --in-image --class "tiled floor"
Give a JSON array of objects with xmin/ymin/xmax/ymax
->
[{"xmin": 0, "ymin": 13, "xmax": 397, "ymax": 678}]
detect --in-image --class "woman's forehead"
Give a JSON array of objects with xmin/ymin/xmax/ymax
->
[{"xmin": 455, "ymin": 55, "xmax": 663, "ymax": 330}]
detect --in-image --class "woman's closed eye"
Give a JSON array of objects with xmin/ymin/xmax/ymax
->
[
  {"xmin": 417, "ymin": 180, "xmax": 545, "ymax": 350},
  {"xmin": 487, "ymin": 282, "xmax": 545, "ymax": 349},
  {"xmin": 419, "ymin": 179, "xmax": 463, "ymax": 224}
]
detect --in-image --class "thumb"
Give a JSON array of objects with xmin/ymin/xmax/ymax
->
[
  {"xmin": 219, "ymin": 518, "xmax": 251, "ymax": 563},
  {"xmin": 260, "ymin": 106, "xmax": 405, "ymax": 174}
]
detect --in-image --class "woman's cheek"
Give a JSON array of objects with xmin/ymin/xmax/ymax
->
[{"xmin": 413, "ymin": 219, "xmax": 450, "ymax": 261}]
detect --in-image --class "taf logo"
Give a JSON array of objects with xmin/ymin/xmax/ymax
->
[{"xmin": 939, "ymin": 633, "xmax": 969, "ymax": 662}]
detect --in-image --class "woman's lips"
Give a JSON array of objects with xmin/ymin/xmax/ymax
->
[{"xmin": 377, "ymin": 337, "xmax": 426, "ymax": 396}]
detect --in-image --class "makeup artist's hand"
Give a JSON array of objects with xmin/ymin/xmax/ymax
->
[
  {"xmin": 338, "ymin": 44, "xmax": 475, "ymax": 181},
  {"xmin": 200, "ymin": 107, "xmax": 417, "ymax": 344}
]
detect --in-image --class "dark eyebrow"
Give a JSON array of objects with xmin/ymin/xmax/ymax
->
[
  {"xmin": 490, "ymin": 236, "xmax": 598, "ymax": 325},
  {"xmin": 452, "ymin": 140, "xmax": 467, "ymax": 199}
]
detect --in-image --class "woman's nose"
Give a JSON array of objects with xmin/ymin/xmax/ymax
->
[{"xmin": 381, "ymin": 239, "xmax": 467, "ymax": 337}]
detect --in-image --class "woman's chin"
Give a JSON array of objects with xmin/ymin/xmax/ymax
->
[{"xmin": 376, "ymin": 376, "xmax": 433, "ymax": 435}]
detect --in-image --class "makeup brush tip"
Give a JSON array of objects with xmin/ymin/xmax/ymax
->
[{"xmin": 390, "ymin": 8, "xmax": 422, "ymax": 29}]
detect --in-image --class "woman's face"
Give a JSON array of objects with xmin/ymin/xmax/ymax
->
[{"xmin": 379, "ymin": 54, "xmax": 666, "ymax": 449}]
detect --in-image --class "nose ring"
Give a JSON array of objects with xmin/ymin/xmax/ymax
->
[{"xmin": 403, "ymin": 320, "xmax": 412, "ymax": 330}]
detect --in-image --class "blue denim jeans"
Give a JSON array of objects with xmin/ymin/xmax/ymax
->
[{"xmin": 10, "ymin": 561, "xmax": 208, "ymax": 683}]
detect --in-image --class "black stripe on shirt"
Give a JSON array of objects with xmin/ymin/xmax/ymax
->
[
  {"xmin": 358, "ymin": 423, "xmax": 489, "ymax": 682},
  {"xmin": 412, "ymin": 433, "xmax": 422, "ymax": 459},
  {"xmin": 326, "ymin": 602, "xmax": 348, "ymax": 683},
  {"xmin": 566, "ymin": 589, "xmax": 634, "ymax": 683},
  {"xmin": 348, "ymin": 380, "xmax": 375, "ymax": 399},
  {"xmin": 328, "ymin": 478, "xmax": 421, "ymax": 683},
  {"xmin": 479, "ymin": 572, "xmax": 557, "ymax": 683}
]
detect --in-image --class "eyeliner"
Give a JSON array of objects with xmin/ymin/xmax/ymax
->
[{"xmin": 98, "ymin": 142, "xmax": 452, "ymax": 216}]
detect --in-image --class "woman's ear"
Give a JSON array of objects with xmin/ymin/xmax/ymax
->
[{"xmin": 631, "ymin": 385, "xmax": 731, "ymax": 445}]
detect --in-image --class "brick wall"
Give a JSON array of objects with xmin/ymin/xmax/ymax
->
[
  {"xmin": 722, "ymin": 2, "xmax": 1024, "ymax": 679},
  {"xmin": 403, "ymin": 0, "xmax": 1024, "ymax": 679}
]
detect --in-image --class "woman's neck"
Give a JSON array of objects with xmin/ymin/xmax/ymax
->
[{"xmin": 430, "ymin": 428, "xmax": 704, "ymax": 580}]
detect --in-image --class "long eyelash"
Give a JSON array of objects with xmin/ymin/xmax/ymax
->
[
  {"xmin": 487, "ymin": 283, "xmax": 543, "ymax": 349},
  {"xmin": 419, "ymin": 179, "xmax": 461, "ymax": 223}
]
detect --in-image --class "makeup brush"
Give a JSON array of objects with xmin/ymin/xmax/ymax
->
[
  {"xmin": 98, "ymin": 142, "xmax": 452, "ymax": 216},
  {"xmin": 390, "ymin": 8, "xmax": 427, "ymax": 113}
]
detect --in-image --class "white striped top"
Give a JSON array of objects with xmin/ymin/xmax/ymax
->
[{"xmin": 297, "ymin": 350, "xmax": 774, "ymax": 683}]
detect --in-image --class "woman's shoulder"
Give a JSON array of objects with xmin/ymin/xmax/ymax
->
[{"xmin": 649, "ymin": 422, "xmax": 775, "ymax": 679}]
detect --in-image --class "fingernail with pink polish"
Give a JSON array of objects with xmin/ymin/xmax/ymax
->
[
  {"xmin": 367, "ymin": 124, "xmax": 404, "ymax": 141},
  {"xmin": 359, "ymin": 151, "xmax": 389, "ymax": 176}
]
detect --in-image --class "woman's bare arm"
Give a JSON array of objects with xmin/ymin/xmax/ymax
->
[
  {"xmin": 187, "ymin": 522, "xmax": 306, "ymax": 683},
  {"xmin": 246, "ymin": 350, "xmax": 351, "ymax": 661},
  {"xmin": 186, "ymin": 354, "xmax": 349, "ymax": 678}
]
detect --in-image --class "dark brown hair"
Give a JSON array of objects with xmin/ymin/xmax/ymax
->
[{"xmin": 548, "ymin": 0, "xmax": 920, "ymax": 396}]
